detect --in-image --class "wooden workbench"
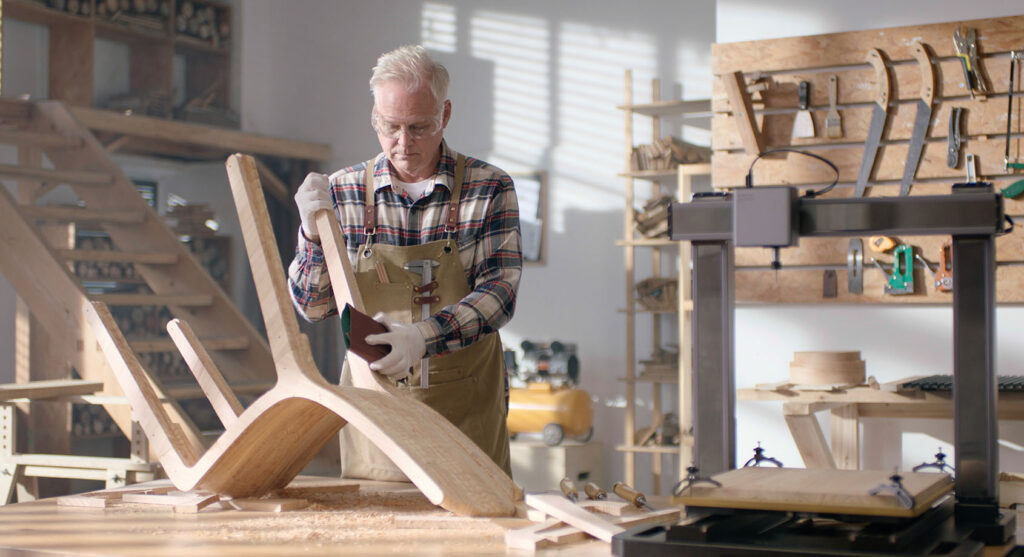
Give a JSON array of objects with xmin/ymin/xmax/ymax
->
[
  {"xmin": 0, "ymin": 477, "xmax": 614, "ymax": 556},
  {"xmin": 738, "ymin": 379, "xmax": 1024, "ymax": 470}
]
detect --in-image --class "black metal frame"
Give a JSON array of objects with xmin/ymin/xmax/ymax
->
[{"xmin": 658, "ymin": 184, "xmax": 1012, "ymax": 548}]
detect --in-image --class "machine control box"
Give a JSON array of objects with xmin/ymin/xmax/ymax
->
[{"xmin": 732, "ymin": 186, "xmax": 798, "ymax": 248}]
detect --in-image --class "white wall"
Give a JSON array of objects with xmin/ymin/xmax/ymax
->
[{"xmin": 717, "ymin": 0, "xmax": 1024, "ymax": 474}]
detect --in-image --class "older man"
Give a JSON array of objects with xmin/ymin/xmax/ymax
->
[{"xmin": 287, "ymin": 45, "xmax": 521, "ymax": 480}]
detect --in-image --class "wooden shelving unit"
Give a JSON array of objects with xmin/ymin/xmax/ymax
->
[
  {"xmin": 617, "ymin": 69, "xmax": 709, "ymax": 495},
  {"xmin": 6, "ymin": 0, "xmax": 232, "ymax": 121}
]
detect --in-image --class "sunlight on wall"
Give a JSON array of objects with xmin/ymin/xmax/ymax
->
[
  {"xmin": 421, "ymin": 3, "xmax": 457, "ymax": 53},
  {"xmin": 554, "ymin": 22, "xmax": 657, "ymax": 223},
  {"xmin": 469, "ymin": 11, "xmax": 550, "ymax": 174}
]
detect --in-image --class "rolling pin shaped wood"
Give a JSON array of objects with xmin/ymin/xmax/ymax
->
[
  {"xmin": 559, "ymin": 477, "xmax": 579, "ymax": 503},
  {"xmin": 584, "ymin": 482, "xmax": 607, "ymax": 500},
  {"xmin": 613, "ymin": 481, "xmax": 653, "ymax": 511}
]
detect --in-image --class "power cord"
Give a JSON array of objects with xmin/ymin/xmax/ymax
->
[{"xmin": 745, "ymin": 148, "xmax": 840, "ymax": 198}]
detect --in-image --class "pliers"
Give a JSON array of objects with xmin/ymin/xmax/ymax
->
[{"xmin": 953, "ymin": 26, "xmax": 988, "ymax": 99}]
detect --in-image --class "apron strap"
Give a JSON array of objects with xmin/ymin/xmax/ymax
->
[
  {"xmin": 362, "ymin": 157, "xmax": 377, "ymax": 238},
  {"xmin": 444, "ymin": 154, "xmax": 466, "ymax": 238},
  {"xmin": 363, "ymin": 153, "xmax": 466, "ymax": 241}
]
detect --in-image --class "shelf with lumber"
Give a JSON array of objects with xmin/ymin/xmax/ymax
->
[
  {"xmin": 710, "ymin": 14, "xmax": 1024, "ymax": 304},
  {"xmin": 616, "ymin": 444, "xmax": 684, "ymax": 455},
  {"xmin": 6, "ymin": 0, "xmax": 234, "ymax": 125},
  {"xmin": 618, "ymin": 69, "xmax": 709, "ymax": 495}
]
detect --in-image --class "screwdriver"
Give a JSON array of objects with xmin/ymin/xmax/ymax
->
[
  {"xmin": 584, "ymin": 482, "xmax": 607, "ymax": 500},
  {"xmin": 559, "ymin": 477, "xmax": 579, "ymax": 503},
  {"xmin": 613, "ymin": 481, "xmax": 654, "ymax": 511}
]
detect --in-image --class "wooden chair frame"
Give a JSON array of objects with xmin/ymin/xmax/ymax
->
[{"xmin": 82, "ymin": 154, "xmax": 519, "ymax": 516}]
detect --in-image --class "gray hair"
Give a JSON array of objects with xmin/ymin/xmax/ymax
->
[{"xmin": 370, "ymin": 45, "xmax": 450, "ymax": 111}]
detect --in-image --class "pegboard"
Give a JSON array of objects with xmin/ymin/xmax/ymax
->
[{"xmin": 710, "ymin": 15, "xmax": 1024, "ymax": 303}]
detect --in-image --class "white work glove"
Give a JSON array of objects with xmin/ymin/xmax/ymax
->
[
  {"xmin": 294, "ymin": 172, "xmax": 332, "ymax": 240},
  {"xmin": 365, "ymin": 312, "xmax": 427, "ymax": 381}
]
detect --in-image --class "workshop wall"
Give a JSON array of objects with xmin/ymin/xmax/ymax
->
[{"xmin": 717, "ymin": 0, "xmax": 1024, "ymax": 474}]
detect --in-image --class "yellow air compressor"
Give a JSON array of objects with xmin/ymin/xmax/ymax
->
[{"xmin": 505, "ymin": 340, "xmax": 593, "ymax": 446}]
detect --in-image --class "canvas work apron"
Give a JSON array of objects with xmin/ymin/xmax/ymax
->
[{"xmin": 338, "ymin": 155, "xmax": 512, "ymax": 481}]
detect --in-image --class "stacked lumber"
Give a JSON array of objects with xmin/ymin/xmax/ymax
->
[
  {"xmin": 633, "ymin": 195, "xmax": 673, "ymax": 238},
  {"xmin": 635, "ymin": 276, "xmax": 677, "ymax": 311},
  {"xmin": 630, "ymin": 136, "xmax": 711, "ymax": 171}
]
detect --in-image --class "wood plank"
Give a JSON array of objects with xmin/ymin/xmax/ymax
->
[
  {"xmin": 224, "ymin": 155, "xmax": 320, "ymax": 380},
  {"xmin": 228, "ymin": 497, "xmax": 309, "ymax": 512},
  {"xmin": 166, "ymin": 318, "xmax": 244, "ymax": 427},
  {"xmin": 8, "ymin": 453, "xmax": 155, "ymax": 472},
  {"xmin": 128, "ymin": 335, "xmax": 250, "ymax": 353},
  {"xmin": 0, "ymin": 163, "xmax": 111, "ymax": 186},
  {"xmin": 56, "ymin": 491, "xmax": 121, "ymax": 508},
  {"xmin": 122, "ymin": 490, "xmax": 219, "ymax": 508},
  {"xmin": 84, "ymin": 302, "xmax": 203, "ymax": 468},
  {"xmin": 54, "ymin": 249, "xmax": 178, "ymax": 264},
  {"xmin": 830, "ymin": 405, "xmax": 860, "ymax": 470},
  {"xmin": 722, "ymin": 71, "xmax": 764, "ymax": 155},
  {"xmin": 0, "ymin": 380, "xmax": 102, "ymax": 402},
  {"xmin": 710, "ymin": 56, "xmax": 1020, "ymax": 114},
  {"xmin": 315, "ymin": 210, "xmax": 389, "ymax": 392},
  {"xmin": 673, "ymin": 467, "xmax": 953, "ymax": 518},
  {"xmin": 0, "ymin": 130, "xmax": 83, "ymax": 149},
  {"xmin": 713, "ymin": 95, "xmax": 1023, "ymax": 152},
  {"xmin": 70, "ymin": 106, "xmax": 331, "ymax": 161},
  {"xmin": 92, "ymin": 293, "xmax": 214, "ymax": 307},
  {"xmin": 21, "ymin": 206, "xmax": 146, "ymax": 224},
  {"xmin": 733, "ymin": 265, "xmax": 1024, "ymax": 304},
  {"xmin": 713, "ymin": 139, "xmax": 1017, "ymax": 188},
  {"xmin": 783, "ymin": 411, "xmax": 836, "ymax": 469},
  {"xmin": 711, "ymin": 15, "xmax": 1024, "ymax": 75},
  {"xmin": 523, "ymin": 493, "xmax": 624, "ymax": 543}
]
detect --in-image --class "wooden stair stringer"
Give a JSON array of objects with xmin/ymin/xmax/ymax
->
[
  {"xmin": 0, "ymin": 180, "xmax": 203, "ymax": 451},
  {"xmin": 28, "ymin": 100, "xmax": 276, "ymax": 390}
]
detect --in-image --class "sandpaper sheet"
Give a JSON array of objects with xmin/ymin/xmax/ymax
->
[{"xmin": 341, "ymin": 304, "xmax": 391, "ymax": 363}]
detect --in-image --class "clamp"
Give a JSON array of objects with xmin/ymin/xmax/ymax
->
[
  {"xmin": 743, "ymin": 442, "xmax": 783, "ymax": 468},
  {"xmin": 869, "ymin": 471, "xmax": 916, "ymax": 509},
  {"xmin": 672, "ymin": 465, "xmax": 722, "ymax": 497},
  {"xmin": 912, "ymin": 447, "xmax": 956, "ymax": 476},
  {"xmin": 953, "ymin": 26, "xmax": 988, "ymax": 99}
]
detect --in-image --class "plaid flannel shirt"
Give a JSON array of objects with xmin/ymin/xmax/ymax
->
[{"xmin": 287, "ymin": 142, "xmax": 522, "ymax": 357}]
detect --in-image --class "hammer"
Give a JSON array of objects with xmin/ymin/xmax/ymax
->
[{"xmin": 403, "ymin": 259, "xmax": 439, "ymax": 388}]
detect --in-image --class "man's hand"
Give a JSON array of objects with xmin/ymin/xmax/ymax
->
[
  {"xmin": 365, "ymin": 313, "xmax": 426, "ymax": 381},
  {"xmin": 294, "ymin": 172, "xmax": 332, "ymax": 240}
]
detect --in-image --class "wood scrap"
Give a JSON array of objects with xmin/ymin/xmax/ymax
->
[
  {"xmin": 121, "ymin": 489, "xmax": 218, "ymax": 508},
  {"xmin": 523, "ymin": 492, "xmax": 624, "ymax": 542},
  {"xmin": 229, "ymin": 497, "xmax": 309, "ymax": 512},
  {"xmin": 510, "ymin": 495, "xmax": 681, "ymax": 550},
  {"xmin": 57, "ymin": 490, "xmax": 123, "ymax": 508},
  {"xmin": 270, "ymin": 479, "xmax": 359, "ymax": 499}
]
